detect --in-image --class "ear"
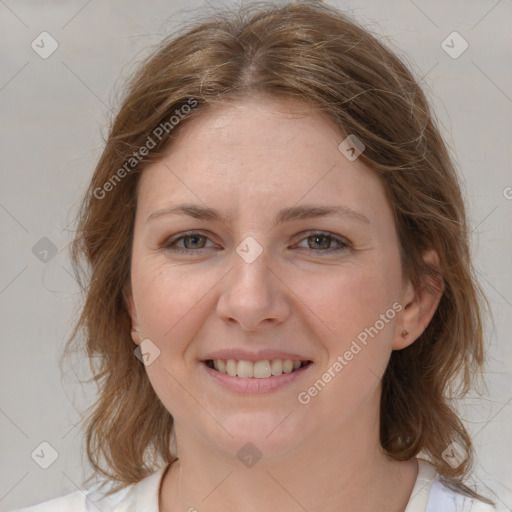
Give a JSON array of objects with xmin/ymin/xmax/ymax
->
[
  {"xmin": 123, "ymin": 282, "xmax": 142, "ymax": 346},
  {"xmin": 393, "ymin": 249, "xmax": 444, "ymax": 350}
]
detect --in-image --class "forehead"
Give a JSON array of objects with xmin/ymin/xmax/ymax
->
[
  {"xmin": 136, "ymin": 97, "xmax": 388, "ymax": 222},
  {"xmin": 174, "ymin": 96, "xmax": 341, "ymax": 154}
]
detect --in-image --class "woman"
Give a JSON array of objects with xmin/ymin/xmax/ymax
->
[{"xmin": 12, "ymin": 1, "xmax": 496, "ymax": 511}]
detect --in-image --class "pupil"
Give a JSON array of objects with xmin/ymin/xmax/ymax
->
[
  {"xmin": 185, "ymin": 235, "xmax": 204, "ymax": 249},
  {"xmin": 311, "ymin": 235, "xmax": 330, "ymax": 249}
]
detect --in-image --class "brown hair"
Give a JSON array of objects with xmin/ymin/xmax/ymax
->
[{"xmin": 64, "ymin": 0, "xmax": 492, "ymax": 502}]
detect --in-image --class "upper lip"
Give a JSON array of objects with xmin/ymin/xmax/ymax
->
[{"xmin": 201, "ymin": 349, "xmax": 312, "ymax": 363}]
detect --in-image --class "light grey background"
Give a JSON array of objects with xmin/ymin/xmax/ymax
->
[{"xmin": 1, "ymin": 0, "xmax": 511, "ymax": 510}]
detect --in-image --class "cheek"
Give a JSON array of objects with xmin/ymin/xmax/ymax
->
[
  {"xmin": 299, "ymin": 255, "xmax": 401, "ymax": 389},
  {"xmin": 131, "ymin": 257, "xmax": 222, "ymax": 347},
  {"xmin": 303, "ymin": 267, "xmax": 401, "ymax": 406},
  {"xmin": 305, "ymin": 264, "xmax": 398, "ymax": 339},
  {"xmin": 130, "ymin": 259, "xmax": 215, "ymax": 404}
]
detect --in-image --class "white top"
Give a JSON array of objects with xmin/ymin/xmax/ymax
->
[{"xmin": 10, "ymin": 459, "xmax": 495, "ymax": 512}]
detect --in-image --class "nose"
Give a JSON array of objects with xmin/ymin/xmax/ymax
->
[{"xmin": 216, "ymin": 245, "xmax": 291, "ymax": 332}]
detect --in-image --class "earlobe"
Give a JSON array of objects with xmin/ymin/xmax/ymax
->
[
  {"xmin": 131, "ymin": 327, "xmax": 142, "ymax": 345},
  {"xmin": 123, "ymin": 283, "xmax": 141, "ymax": 345},
  {"xmin": 393, "ymin": 250, "xmax": 444, "ymax": 350}
]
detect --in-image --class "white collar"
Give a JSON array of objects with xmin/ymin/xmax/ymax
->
[
  {"xmin": 86, "ymin": 464, "xmax": 169, "ymax": 512},
  {"xmin": 87, "ymin": 458, "xmax": 475, "ymax": 512},
  {"xmin": 404, "ymin": 459, "xmax": 437, "ymax": 512}
]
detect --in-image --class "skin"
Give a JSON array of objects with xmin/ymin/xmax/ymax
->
[{"xmin": 126, "ymin": 96, "xmax": 443, "ymax": 512}]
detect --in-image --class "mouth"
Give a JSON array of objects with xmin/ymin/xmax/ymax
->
[{"xmin": 203, "ymin": 358, "xmax": 313, "ymax": 378}]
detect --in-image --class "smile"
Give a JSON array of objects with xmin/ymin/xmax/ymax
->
[
  {"xmin": 201, "ymin": 358, "xmax": 314, "ymax": 394},
  {"xmin": 204, "ymin": 358, "xmax": 312, "ymax": 378}
]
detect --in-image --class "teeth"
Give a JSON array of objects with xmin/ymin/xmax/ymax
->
[
  {"xmin": 270, "ymin": 359, "xmax": 282, "ymax": 375},
  {"xmin": 209, "ymin": 358, "xmax": 308, "ymax": 378},
  {"xmin": 226, "ymin": 359, "xmax": 237, "ymax": 377},
  {"xmin": 254, "ymin": 360, "xmax": 271, "ymax": 378},
  {"xmin": 237, "ymin": 360, "xmax": 254, "ymax": 378},
  {"xmin": 282, "ymin": 360, "xmax": 294, "ymax": 373}
]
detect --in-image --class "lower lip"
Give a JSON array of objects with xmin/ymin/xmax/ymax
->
[{"xmin": 200, "ymin": 361, "xmax": 313, "ymax": 394}]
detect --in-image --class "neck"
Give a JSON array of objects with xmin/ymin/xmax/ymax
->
[{"xmin": 159, "ymin": 421, "xmax": 418, "ymax": 512}]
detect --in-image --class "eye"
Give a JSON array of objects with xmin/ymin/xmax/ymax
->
[
  {"xmin": 162, "ymin": 230, "xmax": 351, "ymax": 255},
  {"xmin": 295, "ymin": 231, "xmax": 350, "ymax": 254},
  {"xmin": 163, "ymin": 232, "xmax": 215, "ymax": 254}
]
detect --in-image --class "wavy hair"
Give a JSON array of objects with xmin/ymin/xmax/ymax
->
[{"xmin": 64, "ymin": 0, "xmax": 491, "ymax": 502}]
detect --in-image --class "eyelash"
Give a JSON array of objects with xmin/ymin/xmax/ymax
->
[{"xmin": 162, "ymin": 231, "xmax": 351, "ymax": 255}]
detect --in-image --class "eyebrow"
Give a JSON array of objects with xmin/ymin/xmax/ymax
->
[{"xmin": 147, "ymin": 203, "xmax": 370, "ymax": 226}]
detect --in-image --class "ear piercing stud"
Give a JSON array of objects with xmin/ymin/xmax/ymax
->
[{"xmin": 401, "ymin": 330, "xmax": 409, "ymax": 337}]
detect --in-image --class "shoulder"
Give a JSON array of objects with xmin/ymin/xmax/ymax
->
[
  {"xmin": 9, "ymin": 484, "xmax": 133, "ymax": 512},
  {"xmin": 8, "ymin": 490, "xmax": 87, "ymax": 512},
  {"xmin": 426, "ymin": 473, "xmax": 496, "ymax": 512},
  {"xmin": 9, "ymin": 464, "xmax": 169, "ymax": 512}
]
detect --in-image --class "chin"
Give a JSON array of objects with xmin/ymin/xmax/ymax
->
[{"xmin": 207, "ymin": 413, "xmax": 307, "ymax": 458}]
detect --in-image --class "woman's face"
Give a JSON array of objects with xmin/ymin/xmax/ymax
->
[{"xmin": 127, "ymin": 97, "xmax": 413, "ymax": 460}]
